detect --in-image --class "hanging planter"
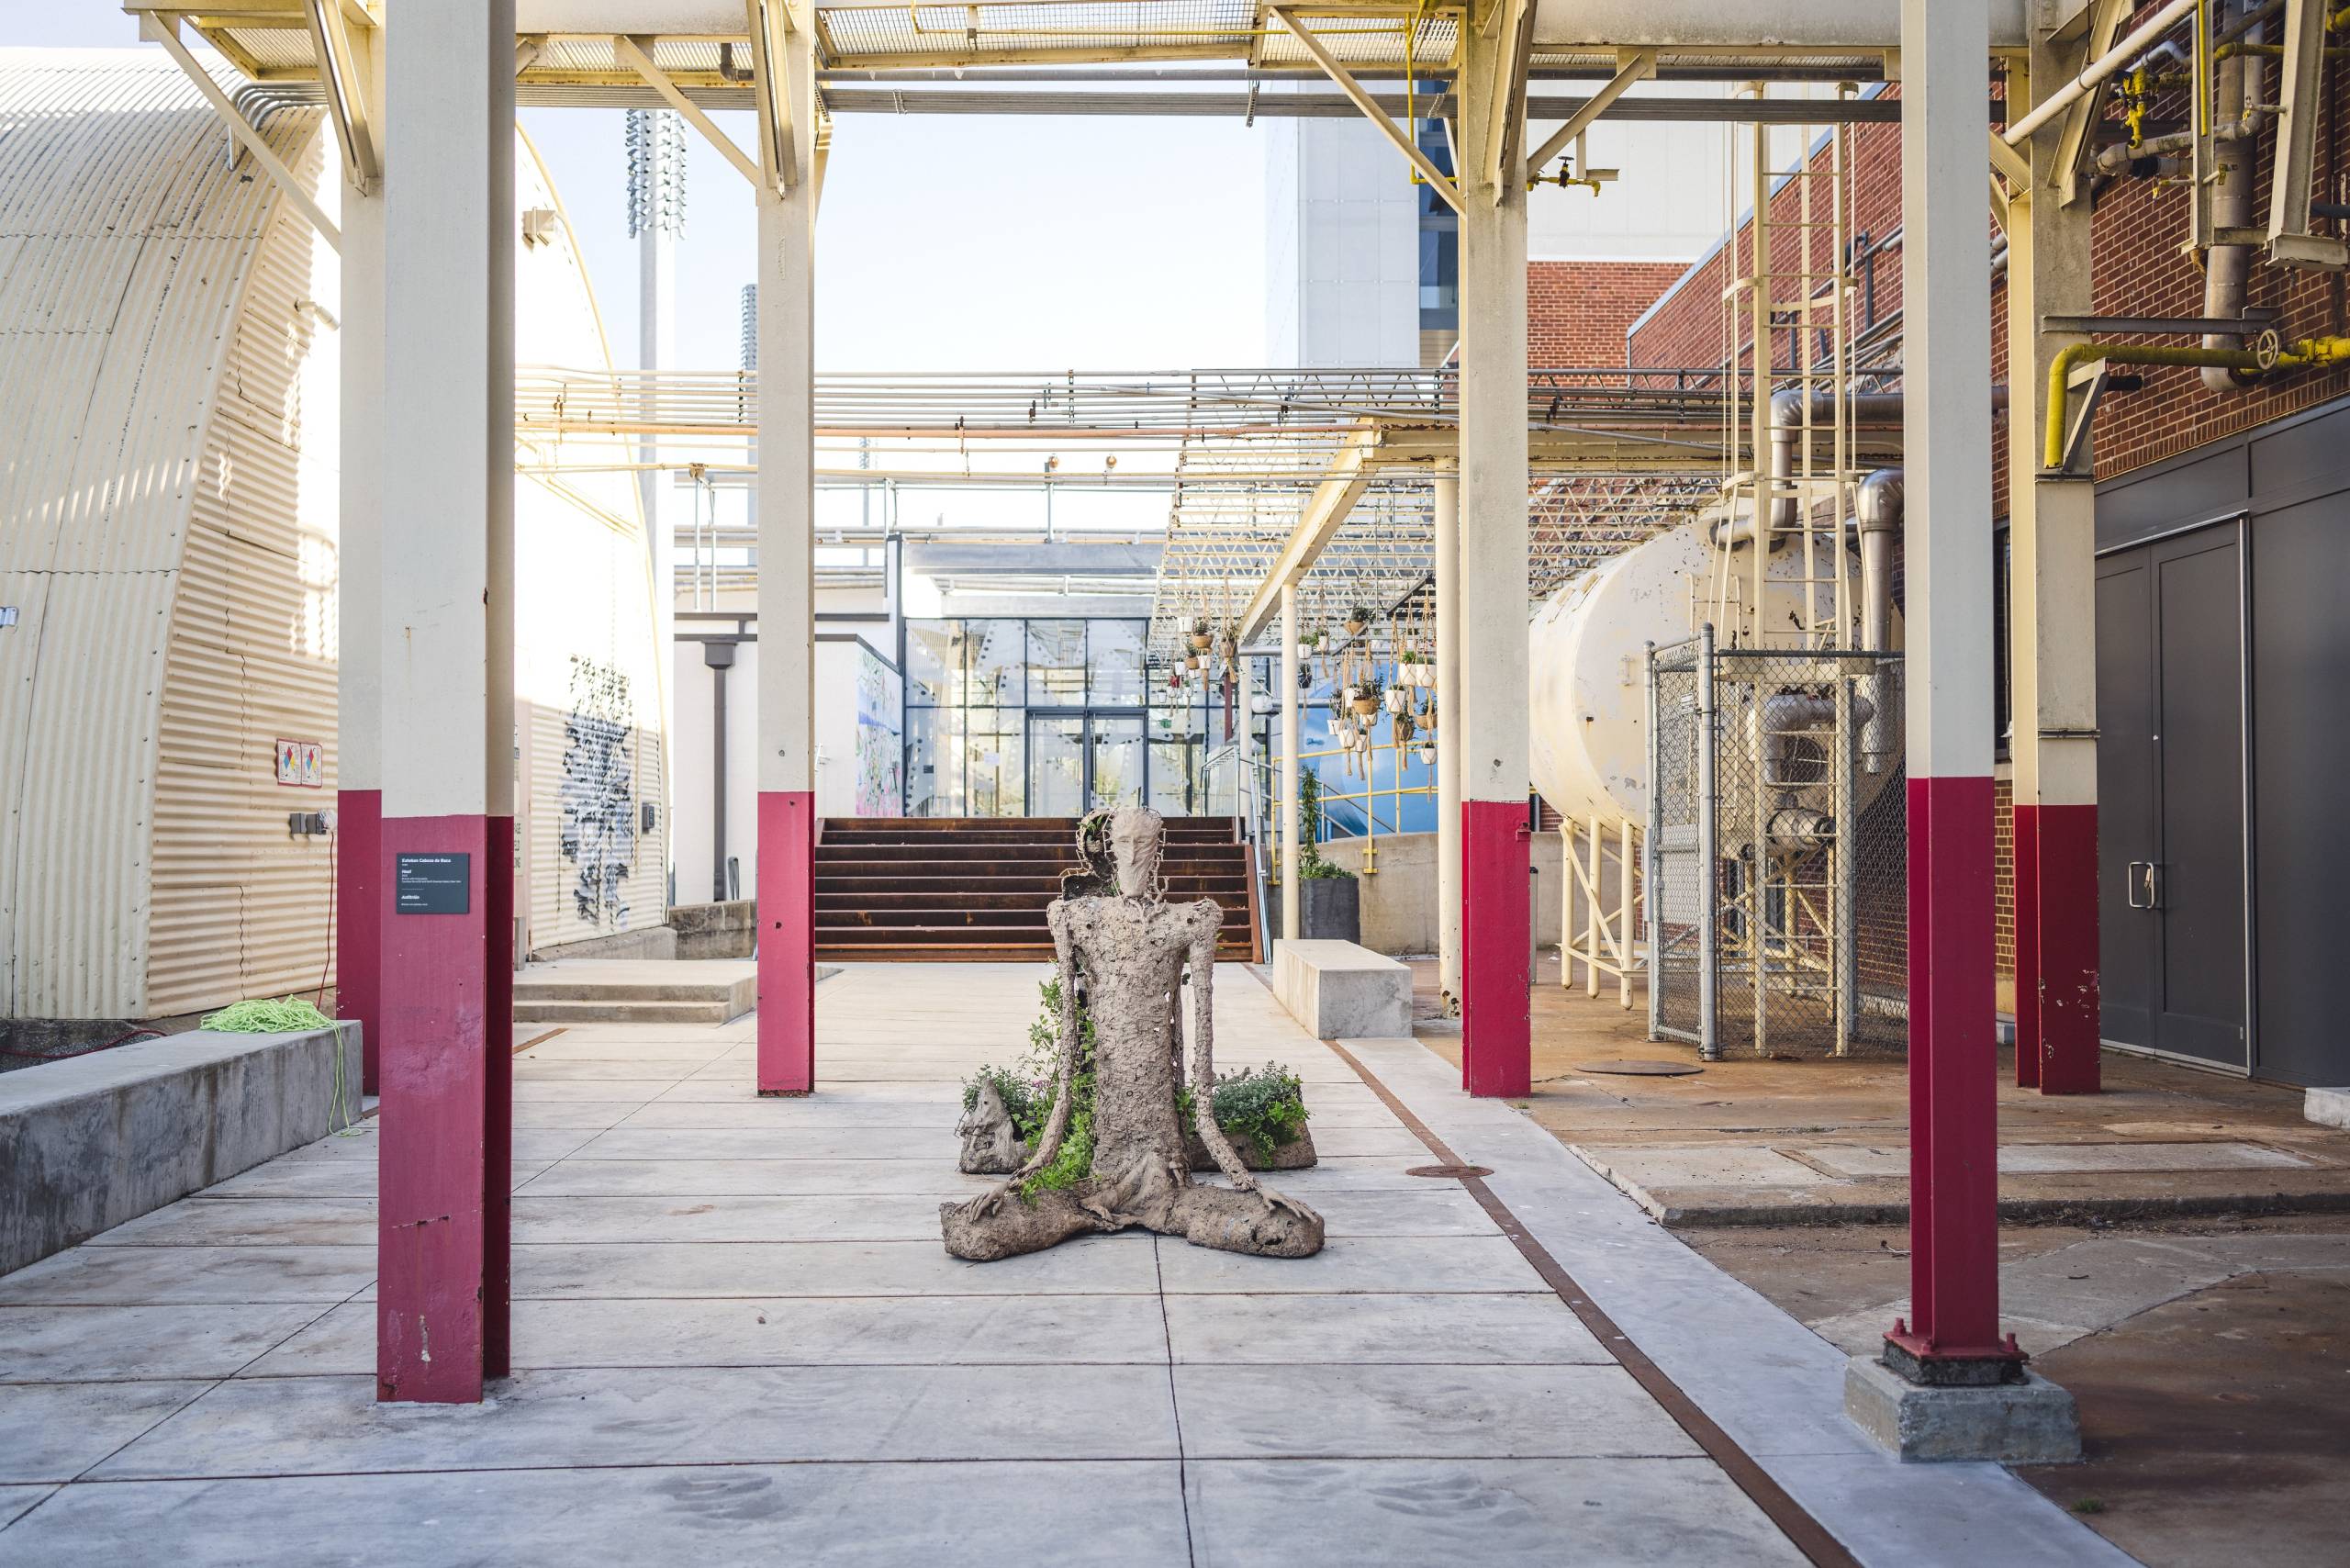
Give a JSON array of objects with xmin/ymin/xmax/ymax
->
[
  {"xmin": 1350, "ymin": 681, "xmax": 1382, "ymax": 718},
  {"xmin": 1344, "ymin": 605, "xmax": 1372, "ymax": 634},
  {"xmin": 1416, "ymin": 744, "xmax": 1437, "ymax": 766},
  {"xmin": 1383, "ymin": 686, "xmax": 1407, "ymax": 714}
]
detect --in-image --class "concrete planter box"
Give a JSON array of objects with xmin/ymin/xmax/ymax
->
[
  {"xmin": 1270, "ymin": 876, "xmax": 1360, "ymax": 944},
  {"xmin": 0, "ymin": 1024, "xmax": 363, "ymax": 1277},
  {"xmin": 1272, "ymin": 939, "xmax": 1414, "ymax": 1039}
]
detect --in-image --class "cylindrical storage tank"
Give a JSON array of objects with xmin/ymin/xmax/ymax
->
[{"xmin": 1528, "ymin": 520, "xmax": 1890, "ymax": 825}]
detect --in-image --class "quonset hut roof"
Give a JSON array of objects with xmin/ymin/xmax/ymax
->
[{"xmin": 0, "ymin": 50, "xmax": 330, "ymax": 1016}]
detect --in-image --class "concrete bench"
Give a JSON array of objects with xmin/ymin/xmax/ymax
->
[
  {"xmin": 1272, "ymin": 939, "xmax": 1414, "ymax": 1040},
  {"xmin": 0, "ymin": 1024, "xmax": 362, "ymax": 1277}
]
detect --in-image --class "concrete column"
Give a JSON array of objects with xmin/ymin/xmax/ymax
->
[
  {"xmin": 1454, "ymin": 26, "xmax": 1532, "ymax": 1098},
  {"xmin": 2008, "ymin": 43, "xmax": 2101, "ymax": 1097},
  {"xmin": 375, "ymin": 0, "xmax": 515, "ymax": 1404},
  {"xmin": 755, "ymin": 65, "xmax": 819, "ymax": 1095},
  {"xmin": 335, "ymin": 21, "xmax": 385, "ymax": 1095},
  {"xmin": 1433, "ymin": 471, "xmax": 1462, "ymax": 1002},
  {"xmin": 1280, "ymin": 583, "xmax": 1301, "ymax": 942},
  {"xmin": 1893, "ymin": 0, "xmax": 2009, "ymax": 1370}
]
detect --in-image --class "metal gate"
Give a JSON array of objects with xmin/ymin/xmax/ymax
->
[{"xmin": 1647, "ymin": 633, "xmax": 1908, "ymax": 1058}]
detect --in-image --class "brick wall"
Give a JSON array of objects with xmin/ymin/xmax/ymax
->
[{"xmin": 1528, "ymin": 261, "xmax": 1691, "ymax": 364}]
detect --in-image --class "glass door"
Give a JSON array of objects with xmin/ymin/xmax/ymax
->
[
  {"xmin": 1028, "ymin": 714, "xmax": 1086, "ymax": 817},
  {"xmin": 1089, "ymin": 715, "xmax": 1145, "ymax": 810}
]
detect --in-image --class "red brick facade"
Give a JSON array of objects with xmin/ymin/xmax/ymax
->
[{"xmin": 1528, "ymin": 261, "xmax": 1691, "ymax": 364}]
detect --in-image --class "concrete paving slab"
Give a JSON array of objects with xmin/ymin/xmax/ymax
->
[
  {"xmin": 0, "ymin": 1304, "xmax": 325, "ymax": 1382},
  {"xmin": 513, "ymin": 1158, "xmax": 999, "ymax": 1198},
  {"xmin": 1802, "ymin": 1141, "xmax": 2317, "ymax": 1177},
  {"xmin": 509, "ymin": 1193, "xmax": 949, "ymax": 1243},
  {"xmin": 1186, "ymin": 1457, "xmax": 1807, "ymax": 1568},
  {"xmin": 566, "ymin": 1126, "xmax": 962, "ymax": 1161},
  {"xmin": 0, "ymin": 1485, "xmax": 53, "ymax": 1529},
  {"xmin": 513, "ymin": 1058, "xmax": 702, "ymax": 1081},
  {"xmin": 240, "ymin": 1293, "xmax": 1171, "ymax": 1376},
  {"xmin": 1163, "ymin": 1291, "xmax": 1607, "ymax": 1364},
  {"xmin": 0, "ymin": 1382, "xmax": 211, "ymax": 1483},
  {"xmin": 514, "ymin": 1078, "xmax": 680, "ymax": 1103},
  {"xmin": 1173, "ymin": 1363, "xmax": 1701, "ymax": 1459},
  {"xmin": 1284, "ymin": 1126, "xmax": 1427, "ymax": 1158},
  {"xmin": 196, "ymin": 1158, "xmax": 554, "ymax": 1200},
  {"xmin": 510, "ymin": 1100, "xmax": 646, "ymax": 1129},
  {"xmin": 500, "ymin": 1238, "xmax": 1161, "ymax": 1299},
  {"xmin": 1337, "ymin": 1035, "xmax": 2142, "ymax": 1565},
  {"xmin": 1575, "ymin": 1142, "xmax": 1845, "ymax": 1188},
  {"xmin": 0, "ymin": 1461, "xmax": 1192, "ymax": 1567},
  {"xmin": 1288, "ymin": 1186, "xmax": 1503, "ymax": 1237},
  {"xmin": 616, "ymin": 1089, "xmax": 960, "ymax": 1127},
  {"xmin": 1155, "ymin": 1234, "xmax": 1537, "ymax": 1294},
  {"xmin": 0, "ymin": 1246, "xmax": 374, "ymax": 1306},
  {"xmin": 82, "ymin": 1197, "xmax": 377, "ymax": 1249},
  {"xmin": 517, "ymin": 1037, "xmax": 738, "ymax": 1062},
  {"xmin": 99, "ymin": 1363, "xmax": 1180, "ymax": 1477}
]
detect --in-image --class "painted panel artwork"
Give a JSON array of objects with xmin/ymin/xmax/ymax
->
[
  {"xmin": 855, "ymin": 644, "xmax": 904, "ymax": 816},
  {"xmin": 559, "ymin": 655, "xmax": 637, "ymax": 926}
]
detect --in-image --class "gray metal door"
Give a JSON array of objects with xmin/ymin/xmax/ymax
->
[{"xmin": 2096, "ymin": 524, "xmax": 2248, "ymax": 1071}]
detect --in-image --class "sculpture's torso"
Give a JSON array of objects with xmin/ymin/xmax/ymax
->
[{"xmin": 1051, "ymin": 894, "xmax": 1220, "ymax": 1178}]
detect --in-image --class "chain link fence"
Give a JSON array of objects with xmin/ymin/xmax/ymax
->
[{"xmin": 1648, "ymin": 633, "xmax": 1907, "ymax": 1058}]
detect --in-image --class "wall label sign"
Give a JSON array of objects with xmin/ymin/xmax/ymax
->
[
  {"xmin": 396, "ymin": 854, "xmax": 471, "ymax": 915},
  {"xmin": 0, "ymin": 607, "xmax": 17, "ymax": 629},
  {"xmin": 274, "ymin": 737, "xmax": 324, "ymax": 788}
]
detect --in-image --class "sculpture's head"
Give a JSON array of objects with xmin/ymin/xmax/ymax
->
[{"xmin": 1107, "ymin": 806, "xmax": 1167, "ymax": 899}]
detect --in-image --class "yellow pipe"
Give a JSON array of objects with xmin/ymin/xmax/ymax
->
[{"xmin": 2043, "ymin": 336, "xmax": 2350, "ymax": 468}]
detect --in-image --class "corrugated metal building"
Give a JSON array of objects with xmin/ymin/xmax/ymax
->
[{"xmin": 0, "ymin": 50, "xmax": 667, "ymax": 1020}]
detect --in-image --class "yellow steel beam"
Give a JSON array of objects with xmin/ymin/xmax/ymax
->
[
  {"xmin": 1483, "ymin": 0, "xmax": 1535, "ymax": 197},
  {"xmin": 1236, "ymin": 422, "xmax": 1379, "ymax": 643},
  {"xmin": 1522, "ymin": 47, "xmax": 1651, "ymax": 185},
  {"xmin": 1270, "ymin": 6, "xmax": 1461, "ymax": 211},
  {"xmin": 301, "ymin": 0, "xmax": 378, "ymax": 193},
  {"xmin": 744, "ymin": 0, "xmax": 797, "ymax": 192},
  {"xmin": 142, "ymin": 12, "xmax": 341, "ymax": 250},
  {"xmin": 614, "ymin": 33, "xmax": 766, "ymax": 188}
]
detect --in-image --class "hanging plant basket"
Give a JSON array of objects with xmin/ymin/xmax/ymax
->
[
  {"xmin": 1350, "ymin": 691, "xmax": 1379, "ymax": 717},
  {"xmin": 1383, "ymin": 687, "xmax": 1407, "ymax": 714},
  {"xmin": 1416, "ymin": 744, "xmax": 1438, "ymax": 765}
]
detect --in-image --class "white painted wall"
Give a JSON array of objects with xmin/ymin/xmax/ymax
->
[{"xmin": 1263, "ymin": 112, "xmax": 1421, "ymax": 366}]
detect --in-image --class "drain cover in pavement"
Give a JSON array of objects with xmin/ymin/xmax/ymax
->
[
  {"xmin": 1576, "ymin": 1058, "xmax": 1704, "ymax": 1077},
  {"xmin": 1406, "ymin": 1164, "xmax": 1493, "ymax": 1179}
]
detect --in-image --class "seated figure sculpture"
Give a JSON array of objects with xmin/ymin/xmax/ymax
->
[{"xmin": 940, "ymin": 807, "xmax": 1325, "ymax": 1261}]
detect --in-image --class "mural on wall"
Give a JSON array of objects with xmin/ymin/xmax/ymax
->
[
  {"xmin": 560, "ymin": 655, "xmax": 638, "ymax": 926},
  {"xmin": 856, "ymin": 644, "xmax": 905, "ymax": 816}
]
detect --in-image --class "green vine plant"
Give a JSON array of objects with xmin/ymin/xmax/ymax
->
[
  {"xmin": 965, "ymin": 983, "xmax": 1311, "ymax": 1182},
  {"xmin": 1293, "ymin": 770, "xmax": 1353, "ymax": 881}
]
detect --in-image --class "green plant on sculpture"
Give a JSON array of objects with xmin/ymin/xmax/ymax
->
[{"xmin": 1209, "ymin": 1062, "xmax": 1310, "ymax": 1161}]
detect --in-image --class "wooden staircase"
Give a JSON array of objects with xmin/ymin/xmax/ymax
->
[{"xmin": 813, "ymin": 816, "xmax": 1260, "ymax": 963}]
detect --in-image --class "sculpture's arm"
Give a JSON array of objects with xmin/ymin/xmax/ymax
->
[
  {"xmin": 1013, "ymin": 902, "xmax": 1082, "ymax": 1180},
  {"xmin": 1185, "ymin": 910, "xmax": 1259, "ymax": 1192}
]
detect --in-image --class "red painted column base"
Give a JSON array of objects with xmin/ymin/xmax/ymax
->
[
  {"xmin": 336, "ymin": 789, "xmax": 382, "ymax": 1095},
  {"xmin": 2014, "ymin": 802, "xmax": 2101, "ymax": 1096},
  {"xmin": 758, "ymin": 790, "xmax": 815, "ymax": 1096},
  {"xmin": 1897, "ymin": 775, "xmax": 2012, "ymax": 1366},
  {"xmin": 1460, "ymin": 800, "xmax": 1531, "ymax": 1098},
  {"xmin": 376, "ymin": 812, "xmax": 512, "ymax": 1403}
]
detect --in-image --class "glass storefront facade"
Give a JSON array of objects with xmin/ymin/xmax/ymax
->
[{"xmin": 902, "ymin": 617, "xmax": 1242, "ymax": 817}]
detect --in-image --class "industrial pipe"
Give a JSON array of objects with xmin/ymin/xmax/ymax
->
[
  {"xmin": 2042, "ymin": 336, "xmax": 2350, "ymax": 468},
  {"xmin": 2005, "ymin": 0, "xmax": 2199, "ymax": 144},
  {"xmin": 2205, "ymin": 1, "xmax": 2265, "ymax": 392},
  {"xmin": 1711, "ymin": 389, "xmax": 1905, "ymax": 549},
  {"xmin": 1855, "ymin": 468, "xmax": 1903, "ymax": 773}
]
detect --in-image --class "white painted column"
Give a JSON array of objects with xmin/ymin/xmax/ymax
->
[
  {"xmin": 2008, "ymin": 32, "xmax": 2101, "ymax": 1095},
  {"xmin": 753, "ymin": 42, "xmax": 820, "ymax": 1094},
  {"xmin": 375, "ymin": 0, "xmax": 515, "ymax": 1405},
  {"xmin": 1280, "ymin": 582, "xmax": 1301, "ymax": 942},
  {"xmin": 334, "ymin": 18, "xmax": 386, "ymax": 1092},
  {"xmin": 1894, "ymin": 0, "xmax": 2009, "ymax": 1366},
  {"xmin": 1454, "ymin": 22, "xmax": 1533, "ymax": 1097},
  {"xmin": 1433, "ymin": 470, "xmax": 1461, "ymax": 1000}
]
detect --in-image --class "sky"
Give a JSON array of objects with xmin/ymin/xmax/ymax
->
[{"xmin": 12, "ymin": 13, "xmax": 1271, "ymax": 375}]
